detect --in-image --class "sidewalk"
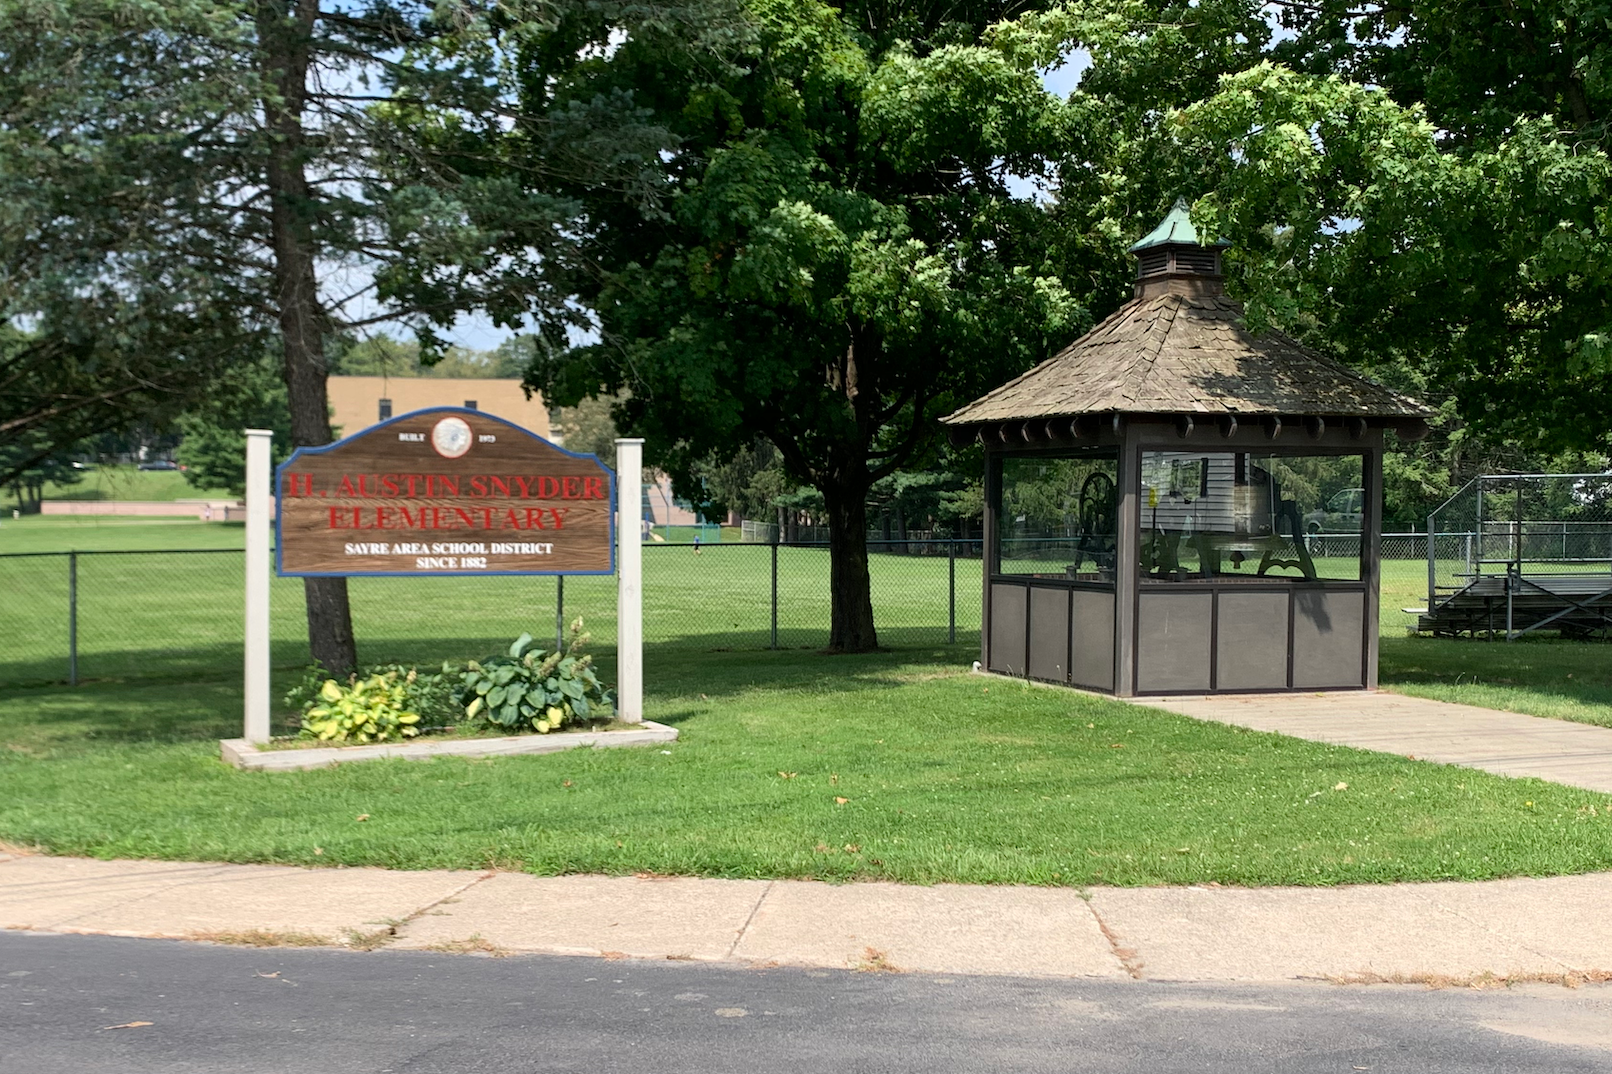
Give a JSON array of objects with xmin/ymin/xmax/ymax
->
[
  {"xmin": 3, "ymin": 851, "xmax": 1610, "ymax": 984},
  {"xmin": 1134, "ymin": 690, "xmax": 1612, "ymax": 794}
]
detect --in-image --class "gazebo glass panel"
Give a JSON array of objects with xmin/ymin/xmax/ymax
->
[
  {"xmin": 996, "ymin": 453, "xmax": 1119, "ymax": 580},
  {"xmin": 1139, "ymin": 451, "xmax": 1363, "ymax": 582}
]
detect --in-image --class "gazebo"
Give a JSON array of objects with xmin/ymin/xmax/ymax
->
[{"xmin": 942, "ymin": 202, "xmax": 1433, "ymax": 695}]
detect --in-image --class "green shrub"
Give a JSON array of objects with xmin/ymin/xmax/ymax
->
[
  {"xmin": 298, "ymin": 670, "xmax": 422, "ymax": 744},
  {"xmin": 460, "ymin": 620, "xmax": 615, "ymax": 734},
  {"xmin": 286, "ymin": 663, "xmax": 458, "ymax": 733}
]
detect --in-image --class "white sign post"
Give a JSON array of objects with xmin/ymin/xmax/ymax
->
[
  {"xmin": 615, "ymin": 438, "xmax": 643, "ymax": 723},
  {"xmin": 243, "ymin": 428, "xmax": 273, "ymax": 743}
]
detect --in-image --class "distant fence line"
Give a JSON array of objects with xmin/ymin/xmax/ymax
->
[
  {"xmin": 1, "ymin": 540, "xmax": 986, "ymax": 689},
  {"xmin": 2, "ymin": 533, "xmax": 1472, "ymax": 690}
]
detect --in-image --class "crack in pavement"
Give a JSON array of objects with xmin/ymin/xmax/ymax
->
[
  {"xmin": 1080, "ymin": 895, "xmax": 1143, "ymax": 980},
  {"xmin": 725, "ymin": 880, "xmax": 774, "ymax": 961}
]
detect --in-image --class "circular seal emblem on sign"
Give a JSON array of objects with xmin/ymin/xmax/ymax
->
[{"xmin": 431, "ymin": 415, "xmax": 473, "ymax": 459}]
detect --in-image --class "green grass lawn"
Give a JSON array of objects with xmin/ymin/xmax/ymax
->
[
  {"xmin": 0, "ymin": 535, "xmax": 980, "ymax": 686},
  {"xmin": 1374, "ymin": 556, "xmax": 1612, "ymax": 728},
  {"xmin": 34, "ymin": 464, "xmax": 231, "ymax": 503},
  {"xmin": 1380, "ymin": 636, "xmax": 1612, "ymax": 728},
  {"xmin": 3, "ymin": 646, "xmax": 1610, "ymax": 887},
  {"xmin": 0, "ymin": 516, "xmax": 250, "ymax": 554},
  {"xmin": 4, "ymin": 520, "xmax": 1610, "ymax": 886},
  {"xmin": 5, "ymin": 518, "xmax": 1606, "ymax": 731}
]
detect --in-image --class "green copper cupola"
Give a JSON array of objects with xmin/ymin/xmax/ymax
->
[{"xmin": 1127, "ymin": 198, "xmax": 1230, "ymax": 289}]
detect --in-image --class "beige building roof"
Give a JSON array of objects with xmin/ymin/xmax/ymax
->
[{"xmin": 328, "ymin": 377, "xmax": 550, "ymax": 440}]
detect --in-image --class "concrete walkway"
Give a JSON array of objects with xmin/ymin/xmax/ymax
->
[
  {"xmin": 3, "ymin": 851, "xmax": 1611, "ymax": 984},
  {"xmin": 1133, "ymin": 691, "xmax": 1612, "ymax": 794}
]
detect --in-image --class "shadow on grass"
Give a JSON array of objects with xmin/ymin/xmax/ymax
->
[
  {"xmin": 1379, "ymin": 634, "xmax": 1612, "ymax": 710},
  {"xmin": 0, "ymin": 678, "xmax": 242, "ymax": 753},
  {"xmin": 1373, "ymin": 628, "xmax": 1612, "ymax": 719},
  {"xmin": 0, "ymin": 638, "xmax": 983, "ymax": 754}
]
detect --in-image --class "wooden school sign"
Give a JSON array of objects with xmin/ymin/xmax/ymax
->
[{"xmin": 275, "ymin": 408, "xmax": 614, "ymax": 576}]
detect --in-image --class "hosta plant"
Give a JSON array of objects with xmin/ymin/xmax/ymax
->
[
  {"xmin": 299, "ymin": 670, "xmax": 423, "ymax": 744},
  {"xmin": 460, "ymin": 620, "xmax": 615, "ymax": 733}
]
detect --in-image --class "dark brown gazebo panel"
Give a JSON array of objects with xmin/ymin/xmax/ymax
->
[{"xmin": 945, "ymin": 201, "xmax": 1433, "ymax": 697}]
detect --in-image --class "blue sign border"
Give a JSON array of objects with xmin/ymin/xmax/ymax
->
[{"xmin": 274, "ymin": 406, "xmax": 616, "ymax": 579}]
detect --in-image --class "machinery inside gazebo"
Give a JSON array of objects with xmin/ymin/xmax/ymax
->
[{"xmin": 943, "ymin": 202, "xmax": 1433, "ymax": 696}]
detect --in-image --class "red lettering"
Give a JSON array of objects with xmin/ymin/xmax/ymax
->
[
  {"xmin": 339, "ymin": 475, "xmax": 359, "ymax": 497},
  {"xmin": 514, "ymin": 476, "xmax": 534, "ymax": 498},
  {"xmin": 399, "ymin": 506, "xmax": 420, "ymax": 528},
  {"xmin": 375, "ymin": 507, "xmax": 391, "ymax": 529},
  {"xmin": 431, "ymin": 506, "xmax": 445, "ymax": 529},
  {"xmin": 583, "ymin": 476, "xmax": 605, "ymax": 500},
  {"xmin": 538, "ymin": 476, "xmax": 560, "ymax": 498},
  {"xmin": 503, "ymin": 508, "xmax": 523, "ymax": 530},
  {"xmin": 328, "ymin": 506, "xmax": 346, "ymax": 529},
  {"xmin": 283, "ymin": 472, "xmax": 313, "ymax": 497},
  {"xmin": 481, "ymin": 507, "xmax": 495, "ymax": 529},
  {"xmin": 470, "ymin": 475, "xmax": 487, "ymax": 497},
  {"xmin": 548, "ymin": 507, "xmax": 570, "ymax": 529},
  {"xmin": 563, "ymin": 476, "xmax": 580, "ymax": 499},
  {"xmin": 524, "ymin": 508, "xmax": 546, "ymax": 529},
  {"xmin": 454, "ymin": 507, "xmax": 476, "ymax": 528},
  {"xmin": 437, "ymin": 475, "xmax": 460, "ymax": 496},
  {"xmin": 490, "ymin": 476, "xmax": 510, "ymax": 497},
  {"xmin": 382, "ymin": 474, "xmax": 399, "ymax": 497},
  {"xmin": 405, "ymin": 474, "xmax": 423, "ymax": 497},
  {"xmin": 350, "ymin": 507, "xmax": 363, "ymax": 529}
]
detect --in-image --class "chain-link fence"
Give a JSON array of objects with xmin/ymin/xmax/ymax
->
[
  {"xmin": 1420, "ymin": 474, "xmax": 1612, "ymax": 638},
  {"xmin": 2, "ymin": 540, "xmax": 986, "ymax": 689},
  {"xmin": 1427, "ymin": 475, "xmax": 1612, "ymax": 598},
  {"xmin": 20, "ymin": 519, "xmax": 1600, "ymax": 688}
]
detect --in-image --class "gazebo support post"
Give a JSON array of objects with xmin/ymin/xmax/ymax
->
[
  {"xmin": 1112, "ymin": 428, "xmax": 1143, "ymax": 697},
  {"xmin": 1363, "ymin": 446, "xmax": 1383, "ymax": 689},
  {"xmin": 980, "ymin": 448, "xmax": 998, "ymax": 673}
]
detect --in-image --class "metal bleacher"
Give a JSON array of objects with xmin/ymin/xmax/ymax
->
[
  {"xmin": 1416, "ymin": 474, "xmax": 1612, "ymax": 640},
  {"xmin": 1419, "ymin": 571, "xmax": 1612, "ymax": 639}
]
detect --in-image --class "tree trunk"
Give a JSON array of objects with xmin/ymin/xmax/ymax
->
[
  {"xmin": 259, "ymin": 0, "xmax": 356, "ymax": 676},
  {"xmin": 823, "ymin": 484, "xmax": 878, "ymax": 652}
]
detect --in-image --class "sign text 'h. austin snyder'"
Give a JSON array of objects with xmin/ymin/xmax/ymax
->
[{"xmin": 276, "ymin": 409, "xmax": 615, "ymax": 576}]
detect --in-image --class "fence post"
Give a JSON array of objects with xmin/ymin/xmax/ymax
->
[
  {"xmin": 948, "ymin": 539, "xmax": 956, "ymax": 644},
  {"xmin": 770, "ymin": 538, "xmax": 779, "ymax": 650},
  {"xmin": 555, "ymin": 575, "xmax": 565, "ymax": 652},
  {"xmin": 68, "ymin": 551, "xmax": 78, "ymax": 686}
]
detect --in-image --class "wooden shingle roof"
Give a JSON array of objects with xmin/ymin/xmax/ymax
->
[{"xmin": 943, "ymin": 287, "xmax": 1431, "ymax": 426}]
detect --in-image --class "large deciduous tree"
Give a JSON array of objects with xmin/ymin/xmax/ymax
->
[
  {"xmin": 1164, "ymin": 0, "xmax": 1612, "ymax": 455},
  {"xmin": 993, "ymin": 0, "xmax": 1612, "ymax": 469},
  {"xmin": 0, "ymin": 0, "xmax": 690, "ymax": 673},
  {"xmin": 522, "ymin": 0, "xmax": 1084, "ymax": 651}
]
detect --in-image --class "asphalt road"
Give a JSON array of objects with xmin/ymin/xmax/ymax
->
[{"xmin": 3, "ymin": 931, "xmax": 1610, "ymax": 1073}]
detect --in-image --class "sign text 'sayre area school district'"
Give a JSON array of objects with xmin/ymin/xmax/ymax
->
[{"xmin": 275, "ymin": 409, "xmax": 614, "ymax": 576}]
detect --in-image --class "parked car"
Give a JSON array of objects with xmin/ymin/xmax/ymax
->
[
  {"xmin": 136, "ymin": 460, "xmax": 180, "ymax": 471},
  {"xmin": 1304, "ymin": 487, "xmax": 1364, "ymax": 533}
]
